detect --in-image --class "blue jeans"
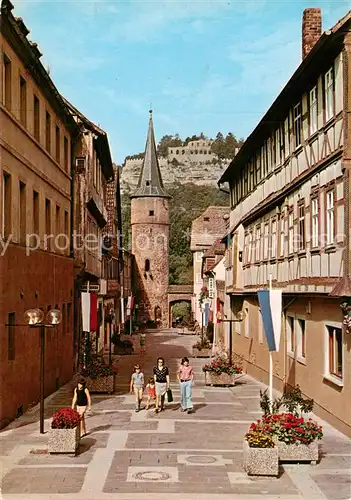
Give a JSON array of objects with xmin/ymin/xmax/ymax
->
[{"xmin": 180, "ymin": 380, "xmax": 193, "ymax": 410}]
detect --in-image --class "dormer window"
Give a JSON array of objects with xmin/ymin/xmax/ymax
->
[{"xmin": 149, "ymin": 210, "xmax": 154, "ymax": 216}]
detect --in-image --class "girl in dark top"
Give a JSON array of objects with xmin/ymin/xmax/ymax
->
[
  {"xmin": 153, "ymin": 357, "xmax": 170, "ymax": 413},
  {"xmin": 72, "ymin": 376, "xmax": 91, "ymax": 437}
]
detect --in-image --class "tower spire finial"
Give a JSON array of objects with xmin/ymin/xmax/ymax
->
[{"xmin": 130, "ymin": 111, "xmax": 170, "ymax": 199}]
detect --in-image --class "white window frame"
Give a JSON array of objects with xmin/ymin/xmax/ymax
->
[
  {"xmin": 271, "ymin": 219, "xmax": 277, "ymax": 259},
  {"xmin": 286, "ymin": 315, "xmax": 295, "ymax": 356},
  {"xmin": 263, "ymin": 222, "xmax": 269, "ymax": 260},
  {"xmin": 255, "ymin": 225, "xmax": 261, "ymax": 262},
  {"xmin": 293, "ymin": 102, "xmax": 302, "ymax": 148},
  {"xmin": 298, "ymin": 203, "xmax": 305, "ymax": 251},
  {"xmin": 288, "ymin": 211, "xmax": 294, "ymax": 255},
  {"xmin": 324, "ymin": 321, "xmax": 344, "ymax": 387},
  {"xmin": 311, "ymin": 198, "xmax": 319, "ymax": 248},
  {"xmin": 326, "ymin": 190, "xmax": 334, "ymax": 245},
  {"xmin": 247, "ymin": 231, "xmax": 252, "ymax": 264},
  {"xmin": 296, "ymin": 317, "xmax": 306, "ymax": 363},
  {"xmin": 279, "ymin": 215, "xmax": 285, "ymax": 258},
  {"xmin": 325, "ymin": 68, "xmax": 334, "ymax": 122},
  {"xmin": 309, "ymin": 86, "xmax": 318, "ymax": 135}
]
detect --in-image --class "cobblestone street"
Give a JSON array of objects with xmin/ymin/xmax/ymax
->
[{"xmin": 1, "ymin": 329, "xmax": 350, "ymax": 500}]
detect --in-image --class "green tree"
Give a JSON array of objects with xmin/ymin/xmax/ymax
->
[
  {"xmin": 211, "ymin": 132, "xmax": 225, "ymax": 159},
  {"xmin": 157, "ymin": 134, "xmax": 183, "ymax": 157}
]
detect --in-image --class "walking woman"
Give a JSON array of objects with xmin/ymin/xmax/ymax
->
[
  {"xmin": 177, "ymin": 357, "xmax": 194, "ymax": 414},
  {"xmin": 72, "ymin": 376, "xmax": 91, "ymax": 437},
  {"xmin": 153, "ymin": 357, "xmax": 170, "ymax": 413}
]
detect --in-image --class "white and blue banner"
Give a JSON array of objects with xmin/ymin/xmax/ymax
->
[{"xmin": 257, "ymin": 289, "xmax": 282, "ymax": 352}]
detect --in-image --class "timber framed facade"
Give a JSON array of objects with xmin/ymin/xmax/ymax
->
[{"xmin": 219, "ymin": 9, "xmax": 351, "ymax": 436}]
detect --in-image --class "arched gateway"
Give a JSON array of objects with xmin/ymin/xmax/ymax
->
[{"xmin": 168, "ymin": 284, "xmax": 193, "ymax": 327}]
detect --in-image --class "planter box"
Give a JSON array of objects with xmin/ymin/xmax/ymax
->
[
  {"xmin": 86, "ymin": 375, "xmax": 115, "ymax": 393},
  {"xmin": 204, "ymin": 371, "xmax": 237, "ymax": 386},
  {"xmin": 277, "ymin": 440, "xmax": 319, "ymax": 463},
  {"xmin": 192, "ymin": 347, "xmax": 212, "ymax": 357},
  {"xmin": 243, "ymin": 441, "xmax": 279, "ymax": 476},
  {"xmin": 48, "ymin": 426, "xmax": 80, "ymax": 454}
]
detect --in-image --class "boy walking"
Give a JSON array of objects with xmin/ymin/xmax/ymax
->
[{"xmin": 130, "ymin": 365, "xmax": 144, "ymax": 412}]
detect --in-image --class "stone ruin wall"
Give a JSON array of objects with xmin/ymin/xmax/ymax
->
[{"xmin": 121, "ymin": 155, "xmax": 232, "ymax": 192}]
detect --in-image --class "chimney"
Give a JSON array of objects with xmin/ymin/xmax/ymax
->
[{"xmin": 302, "ymin": 8, "xmax": 322, "ymax": 59}]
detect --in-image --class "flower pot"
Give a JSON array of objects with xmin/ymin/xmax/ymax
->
[
  {"xmin": 277, "ymin": 440, "xmax": 319, "ymax": 463},
  {"xmin": 204, "ymin": 371, "xmax": 237, "ymax": 386},
  {"xmin": 86, "ymin": 375, "xmax": 115, "ymax": 393},
  {"xmin": 192, "ymin": 347, "xmax": 211, "ymax": 358},
  {"xmin": 48, "ymin": 426, "xmax": 80, "ymax": 454},
  {"xmin": 243, "ymin": 440, "xmax": 279, "ymax": 476}
]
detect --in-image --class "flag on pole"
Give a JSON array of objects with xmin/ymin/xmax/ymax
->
[
  {"xmin": 81, "ymin": 292, "xmax": 98, "ymax": 332},
  {"xmin": 257, "ymin": 289, "xmax": 282, "ymax": 351}
]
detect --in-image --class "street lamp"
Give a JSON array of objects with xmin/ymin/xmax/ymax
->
[
  {"xmin": 24, "ymin": 308, "xmax": 62, "ymax": 434},
  {"xmin": 218, "ymin": 310, "xmax": 244, "ymax": 364}
]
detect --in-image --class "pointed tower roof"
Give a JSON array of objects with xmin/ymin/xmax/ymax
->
[{"xmin": 130, "ymin": 111, "xmax": 170, "ymax": 199}]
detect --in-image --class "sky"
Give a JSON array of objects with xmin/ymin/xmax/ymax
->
[{"xmin": 13, "ymin": 0, "xmax": 350, "ymax": 164}]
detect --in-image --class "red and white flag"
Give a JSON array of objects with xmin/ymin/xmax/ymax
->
[{"xmin": 81, "ymin": 292, "xmax": 98, "ymax": 332}]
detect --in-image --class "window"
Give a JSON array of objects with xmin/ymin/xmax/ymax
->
[
  {"xmin": 56, "ymin": 205, "xmax": 61, "ymax": 236},
  {"xmin": 34, "ymin": 95, "xmax": 40, "ymax": 141},
  {"xmin": 297, "ymin": 318, "xmax": 306, "ymax": 359},
  {"xmin": 196, "ymin": 272, "xmax": 202, "ymax": 284},
  {"xmin": 284, "ymin": 117, "xmax": 290, "ymax": 158},
  {"xmin": 293, "ymin": 102, "xmax": 302, "ymax": 148},
  {"xmin": 64, "ymin": 136, "xmax": 69, "ymax": 172},
  {"xmin": 288, "ymin": 211, "xmax": 294, "ymax": 254},
  {"xmin": 247, "ymin": 232, "xmax": 253, "ymax": 264},
  {"xmin": 55, "ymin": 125, "xmax": 60, "ymax": 163},
  {"xmin": 145, "ymin": 259, "xmax": 150, "ymax": 272},
  {"xmin": 64, "ymin": 210, "xmax": 68, "ymax": 239},
  {"xmin": 326, "ymin": 190, "xmax": 335, "ymax": 245},
  {"xmin": 261, "ymin": 145, "xmax": 267, "ymax": 178},
  {"xmin": 309, "ymin": 86, "xmax": 318, "ymax": 135},
  {"xmin": 45, "ymin": 111, "xmax": 51, "ymax": 152},
  {"xmin": 8, "ymin": 312, "xmax": 15, "ymax": 361},
  {"xmin": 325, "ymin": 68, "xmax": 334, "ymax": 122},
  {"xmin": 3, "ymin": 54, "xmax": 12, "ymax": 109},
  {"xmin": 256, "ymin": 153, "xmax": 261, "ymax": 183},
  {"xmin": 311, "ymin": 198, "xmax": 319, "ymax": 248},
  {"xmin": 255, "ymin": 225, "xmax": 261, "ymax": 262},
  {"xmin": 298, "ymin": 203, "xmax": 305, "ymax": 251},
  {"xmin": 271, "ymin": 219, "xmax": 277, "ymax": 259},
  {"xmin": 263, "ymin": 223, "xmax": 269, "ymax": 260},
  {"xmin": 286, "ymin": 316, "xmax": 295, "ymax": 354},
  {"xmin": 33, "ymin": 191, "xmax": 39, "ymax": 235},
  {"xmin": 149, "ymin": 210, "xmax": 154, "ymax": 216},
  {"xmin": 19, "ymin": 181, "xmax": 26, "ymax": 244},
  {"xmin": 2, "ymin": 171, "xmax": 11, "ymax": 237},
  {"xmin": 45, "ymin": 198, "xmax": 51, "ymax": 250},
  {"xmin": 19, "ymin": 76, "xmax": 27, "ymax": 126},
  {"xmin": 327, "ymin": 325, "xmax": 343, "ymax": 379},
  {"xmin": 275, "ymin": 129, "xmax": 280, "ymax": 167},
  {"xmin": 279, "ymin": 214, "xmax": 285, "ymax": 258}
]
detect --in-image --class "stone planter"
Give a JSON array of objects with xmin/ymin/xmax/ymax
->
[
  {"xmin": 277, "ymin": 440, "xmax": 319, "ymax": 463},
  {"xmin": 192, "ymin": 347, "xmax": 212, "ymax": 358},
  {"xmin": 86, "ymin": 375, "xmax": 115, "ymax": 393},
  {"xmin": 48, "ymin": 426, "xmax": 80, "ymax": 454},
  {"xmin": 204, "ymin": 371, "xmax": 237, "ymax": 386},
  {"xmin": 243, "ymin": 441, "xmax": 279, "ymax": 476}
]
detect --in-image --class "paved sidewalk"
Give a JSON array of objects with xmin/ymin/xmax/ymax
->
[{"xmin": 1, "ymin": 329, "xmax": 350, "ymax": 500}]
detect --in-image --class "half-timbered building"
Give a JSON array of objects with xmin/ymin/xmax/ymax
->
[{"xmin": 218, "ymin": 8, "xmax": 351, "ymax": 436}]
